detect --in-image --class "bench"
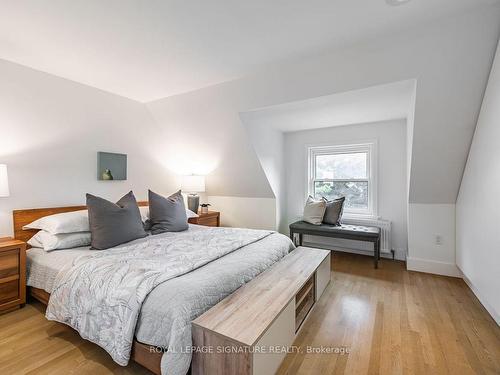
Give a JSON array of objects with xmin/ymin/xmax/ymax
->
[
  {"xmin": 289, "ymin": 221, "xmax": 381, "ymax": 268},
  {"xmin": 192, "ymin": 247, "xmax": 331, "ymax": 375}
]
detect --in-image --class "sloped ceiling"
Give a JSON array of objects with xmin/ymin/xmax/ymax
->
[
  {"xmin": 147, "ymin": 6, "xmax": 500, "ymax": 204},
  {"xmin": 0, "ymin": 0, "xmax": 498, "ymax": 101},
  {"xmin": 240, "ymin": 80, "xmax": 416, "ymax": 133},
  {"xmin": 0, "ymin": 1, "xmax": 499, "ymax": 206}
]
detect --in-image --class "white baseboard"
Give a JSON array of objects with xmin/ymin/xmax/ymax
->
[
  {"xmin": 306, "ymin": 240, "xmax": 498, "ymax": 324},
  {"xmin": 306, "ymin": 241, "xmax": 498, "ymax": 324},
  {"xmin": 406, "ymin": 256, "xmax": 461, "ymax": 277},
  {"xmin": 460, "ymin": 271, "xmax": 500, "ymax": 326},
  {"xmin": 303, "ymin": 241, "xmax": 407, "ymax": 261}
]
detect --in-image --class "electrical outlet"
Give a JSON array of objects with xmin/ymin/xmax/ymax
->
[{"xmin": 435, "ymin": 235, "xmax": 443, "ymax": 246}]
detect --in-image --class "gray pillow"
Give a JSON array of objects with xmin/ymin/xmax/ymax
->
[
  {"xmin": 148, "ymin": 190, "xmax": 188, "ymax": 234},
  {"xmin": 322, "ymin": 196, "xmax": 345, "ymax": 226},
  {"xmin": 86, "ymin": 191, "xmax": 147, "ymax": 250},
  {"xmin": 303, "ymin": 196, "xmax": 327, "ymax": 225}
]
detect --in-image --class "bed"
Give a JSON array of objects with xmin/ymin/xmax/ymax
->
[{"xmin": 13, "ymin": 204, "xmax": 295, "ymax": 375}]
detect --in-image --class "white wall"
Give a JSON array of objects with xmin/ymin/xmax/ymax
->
[
  {"xmin": 456, "ymin": 41, "xmax": 500, "ymax": 324},
  {"xmin": 144, "ymin": 7, "xmax": 499, "ymax": 206},
  {"xmin": 208, "ymin": 196, "xmax": 276, "ymax": 230},
  {"xmin": 0, "ymin": 58, "xmax": 277, "ymax": 235},
  {"xmin": 0, "ymin": 59, "xmax": 183, "ymax": 235},
  {"xmin": 143, "ymin": 8, "xmax": 499, "ymax": 270},
  {"xmin": 240, "ymin": 115, "xmax": 286, "ymax": 232},
  {"xmin": 284, "ymin": 120, "xmax": 408, "ymax": 258},
  {"xmin": 407, "ymin": 203, "xmax": 459, "ymax": 277}
]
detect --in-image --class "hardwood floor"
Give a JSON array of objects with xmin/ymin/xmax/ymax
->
[
  {"xmin": 277, "ymin": 252, "xmax": 500, "ymax": 375},
  {"xmin": 0, "ymin": 302, "xmax": 150, "ymax": 375},
  {"xmin": 0, "ymin": 252, "xmax": 498, "ymax": 374}
]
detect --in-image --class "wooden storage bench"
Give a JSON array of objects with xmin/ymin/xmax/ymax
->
[{"xmin": 192, "ymin": 246, "xmax": 331, "ymax": 375}]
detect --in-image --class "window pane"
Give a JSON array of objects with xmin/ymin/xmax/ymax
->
[
  {"xmin": 315, "ymin": 152, "xmax": 367, "ymax": 179},
  {"xmin": 314, "ymin": 181, "xmax": 368, "ymax": 210}
]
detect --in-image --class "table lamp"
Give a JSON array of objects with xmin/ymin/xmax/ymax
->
[
  {"xmin": 0, "ymin": 164, "xmax": 9, "ymax": 198},
  {"xmin": 181, "ymin": 175, "xmax": 205, "ymax": 213}
]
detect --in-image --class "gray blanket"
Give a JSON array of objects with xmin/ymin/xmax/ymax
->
[{"xmin": 45, "ymin": 227, "xmax": 274, "ymax": 368}]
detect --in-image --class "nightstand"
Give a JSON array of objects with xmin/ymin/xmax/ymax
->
[
  {"xmin": 188, "ymin": 211, "xmax": 220, "ymax": 227},
  {"xmin": 0, "ymin": 237, "xmax": 26, "ymax": 314}
]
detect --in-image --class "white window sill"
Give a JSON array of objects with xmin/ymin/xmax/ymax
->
[{"xmin": 342, "ymin": 213, "xmax": 380, "ymax": 222}]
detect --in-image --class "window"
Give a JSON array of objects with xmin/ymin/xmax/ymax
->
[{"xmin": 308, "ymin": 143, "xmax": 376, "ymax": 217}]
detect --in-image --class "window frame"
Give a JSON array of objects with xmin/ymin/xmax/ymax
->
[{"xmin": 307, "ymin": 142, "xmax": 378, "ymax": 219}]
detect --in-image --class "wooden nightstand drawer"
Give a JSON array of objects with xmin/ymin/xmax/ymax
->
[
  {"xmin": 0, "ymin": 278, "xmax": 19, "ymax": 304},
  {"xmin": 0, "ymin": 238, "xmax": 26, "ymax": 313},
  {"xmin": 188, "ymin": 211, "xmax": 220, "ymax": 227},
  {"xmin": 197, "ymin": 217, "xmax": 219, "ymax": 227},
  {"xmin": 0, "ymin": 249, "xmax": 20, "ymax": 279}
]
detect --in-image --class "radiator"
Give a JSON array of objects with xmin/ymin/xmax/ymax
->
[{"xmin": 342, "ymin": 217, "xmax": 392, "ymax": 253}]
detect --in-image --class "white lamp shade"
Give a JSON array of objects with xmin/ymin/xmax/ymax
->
[
  {"xmin": 0, "ymin": 164, "xmax": 9, "ymax": 197},
  {"xmin": 181, "ymin": 175, "xmax": 205, "ymax": 193}
]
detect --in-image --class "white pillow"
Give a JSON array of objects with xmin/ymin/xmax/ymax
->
[
  {"xmin": 303, "ymin": 196, "xmax": 327, "ymax": 225},
  {"xmin": 139, "ymin": 206, "xmax": 198, "ymax": 220},
  {"xmin": 139, "ymin": 206, "xmax": 149, "ymax": 222},
  {"xmin": 23, "ymin": 210, "xmax": 89, "ymax": 234},
  {"xmin": 28, "ymin": 230, "xmax": 91, "ymax": 251},
  {"xmin": 24, "ymin": 205, "xmax": 199, "ymax": 235},
  {"xmin": 186, "ymin": 209, "xmax": 199, "ymax": 219}
]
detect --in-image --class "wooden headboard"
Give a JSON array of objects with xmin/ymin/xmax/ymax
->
[{"xmin": 13, "ymin": 201, "xmax": 149, "ymax": 243}]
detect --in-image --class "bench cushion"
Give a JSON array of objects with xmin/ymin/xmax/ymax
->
[{"xmin": 289, "ymin": 220, "xmax": 380, "ymax": 239}]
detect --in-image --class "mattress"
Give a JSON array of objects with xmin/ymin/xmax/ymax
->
[
  {"xmin": 26, "ymin": 224, "xmax": 207, "ymax": 292},
  {"xmin": 27, "ymin": 246, "xmax": 92, "ymax": 292},
  {"xmin": 26, "ymin": 224, "xmax": 295, "ymax": 375}
]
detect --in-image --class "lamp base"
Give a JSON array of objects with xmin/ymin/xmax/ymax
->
[{"xmin": 187, "ymin": 194, "xmax": 200, "ymax": 214}]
